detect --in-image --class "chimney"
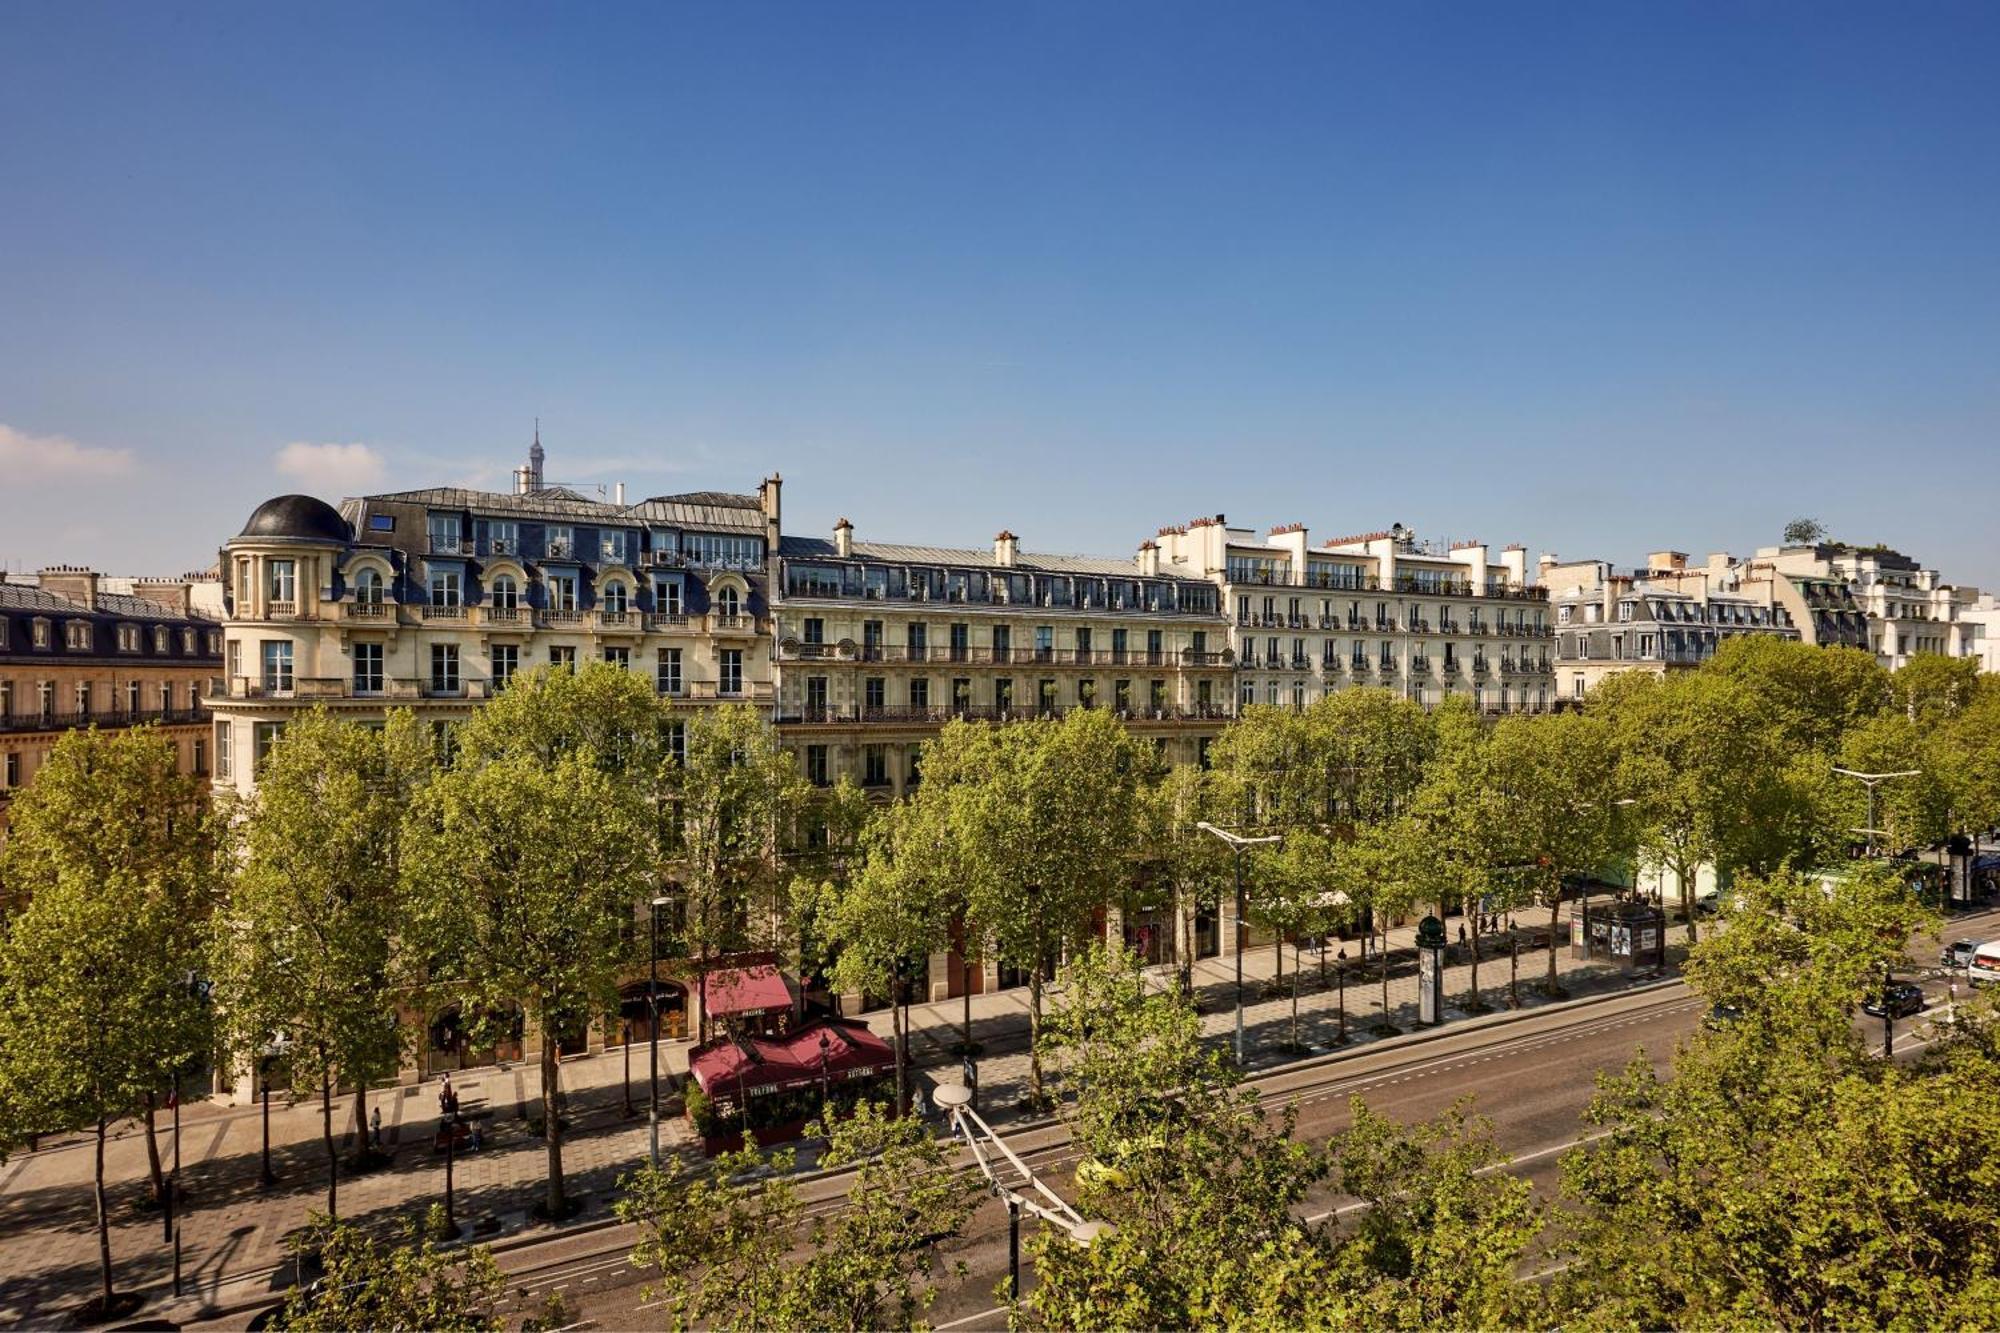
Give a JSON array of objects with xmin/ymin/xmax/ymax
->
[
  {"xmin": 614, "ymin": 481, "xmax": 627, "ymax": 506},
  {"xmin": 1137, "ymin": 540, "xmax": 1160, "ymax": 576},
  {"xmin": 1538, "ymin": 553, "xmax": 1559, "ymax": 574},
  {"xmin": 39, "ymin": 565, "xmax": 100, "ymax": 609},
  {"xmin": 995, "ymin": 530, "xmax": 1018, "ymax": 567},
  {"xmin": 833, "ymin": 517, "xmax": 853, "ymax": 558},
  {"xmin": 132, "ymin": 578, "xmax": 193, "ymax": 617}
]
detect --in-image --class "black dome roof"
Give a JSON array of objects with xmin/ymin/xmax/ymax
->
[{"xmin": 238, "ymin": 494, "xmax": 352, "ymax": 544}]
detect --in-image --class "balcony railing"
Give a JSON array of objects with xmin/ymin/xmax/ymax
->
[
  {"xmin": 645, "ymin": 612, "xmax": 691, "ymax": 631},
  {"xmin": 421, "ymin": 603, "xmax": 466, "ymax": 621},
  {"xmin": 778, "ymin": 702, "xmax": 1236, "ymax": 727},
  {"xmin": 596, "ymin": 609, "xmax": 637, "ymax": 630},
  {"xmin": 266, "ymin": 599, "xmax": 299, "ymax": 618},
  {"xmin": 710, "ymin": 613, "xmax": 760, "ymax": 633},
  {"xmin": 479, "ymin": 606, "xmax": 525, "ymax": 626},
  {"xmin": 540, "ymin": 609, "xmax": 585, "ymax": 628},
  {"xmin": 0, "ymin": 706, "xmax": 207, "ymax": 735},
  {"xmin": 343, "ymin": 601, "xmax": 391, "ymax": 620}
]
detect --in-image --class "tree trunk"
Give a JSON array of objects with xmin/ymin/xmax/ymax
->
[
  {"xmin": 1546, "ymin": 880, "xmax": 1562, "ymax": 994},
  {"xmin": 321, "ymin": 1067, "xmax": 338, "ymax": 1220},
  {"xmin": 542, "ymin": 1028, "xmax": 566, "ymax": 1217},
  {"xmin": 1027, "ymin": 969, "xmax": 1044, "ymax": 1104},
  {"xmin": 1379, "ymin": 921, "xmax": 1391, "ymax": 1019},
  {"xmin": 94, "ymin": 1117, "xmax": 113, "ymax": 1311},
  {"xmin": 1290, "ymin": 951, "xmax": 1301, "ymax": 1048},
  {"xmin": 353, "ymin": 1084, "xmax": 369, "ymax": 1163},
  {"xmin": 893, "ymin": 985, "xmax": 908, "ymax": 1117},
  {"xmin": 961, "ymin": 963, "xmax": 973, "ymax": 1050},
  {"xmin": 1468, "ymin": 904, "xmax": 1481, "ymax": 1009},
  {"xmin": 1680, "ymin": 859, "xmax": 1699, "ymax": 944},
  {"xmin": 143, "ymin": 1092, "xmax": 165, "ymax": 1205}
]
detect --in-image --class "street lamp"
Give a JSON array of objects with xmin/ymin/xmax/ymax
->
[
  {"xmin": 819, "ymin": 1031, "xmax": 831, "ymax": 1117},
  {"xmin": 1833, "ymin": 768, "xmax": 1923, "ymax": 857},
  {"xmin": 258, "ymin": 1033, "xmax": 290, "ymax": 1190},
  {"xmin": 934, "ymin": 1083, "xmax": 1114, "ymax": 1301},
  {"xmin": 1196, "ymin": 821, "xmax": 1283, "ymax": 1065},
  {"xmin": 648, "ymin": 893, "xmax": 671, "ymax": 1167}
]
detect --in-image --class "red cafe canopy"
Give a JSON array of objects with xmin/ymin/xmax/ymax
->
[
  {"xmin": 688, "ymin": 1019, "xmax": 897, "ymax": 1102},
  {"xmin": 703, "ymin": 962, "xmax": 795, "ymax": 1019}
]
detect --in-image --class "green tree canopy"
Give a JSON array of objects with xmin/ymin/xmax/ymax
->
[{"xmin": 215, "ymin": 707, "xmax": 430, "ymax": 1216}]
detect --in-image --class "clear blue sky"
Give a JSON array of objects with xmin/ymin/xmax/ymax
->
[{"xmin": 4, "ymin": 2, "xmax": 1997, "ymax": 586}]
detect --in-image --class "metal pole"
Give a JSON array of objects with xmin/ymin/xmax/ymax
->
[
  {"xmin": 260, "ymin": 1065, "xmax": 275, "ymax": 1189},
  {"xmin": 1510, "ymin": 934, "xmax": 1520, "ymax": 1009},
  {"xmin": 649, "ymin": 901, "xmax": 661, "ymax": 1167},
  {"xmin": 1336, "ymin": 955, "xmax": 1346, "ymax": 1043},
  {"xmin": 1882, "ymin": 964, "xmax": 1894, "ymax": 1060},
  {"xmin": 1233, "ymin": 846, "xmax": 1245, "ymax": 1065},
  {"xmin": 1008, "ymin": 1196, "xmax": 1021, "ymax": 1300},
  {"xmin": 444, "ymin": 1106, "xmax": 457, "ymax": 1237}
]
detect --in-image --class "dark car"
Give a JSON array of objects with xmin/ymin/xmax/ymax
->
[
  {"xmin": 1941, "ymin": 939, "xmax": 1979, "ymax": 970},
  {"xmin": 1863, "ymin": 981, "xmax": 1925, "ymax": 1019},
  {"xmin": 1702, "ymin": 1002, "xmax": 1744, "ymax": 1030}
]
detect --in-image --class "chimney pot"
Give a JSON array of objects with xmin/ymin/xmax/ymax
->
[{"xmin": 994, "ymin": 530, "xmax": 1019, "ymax": 567}]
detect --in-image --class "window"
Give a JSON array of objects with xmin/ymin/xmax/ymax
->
[
  {"xmin": 428, "ymin": 514, "xmax": 461, "ymax": 553},
  {"xmin": 354, "ymin": 568, "xmax": 385, "ymax": 606},
  {"xmin": 38, "ymin": 680, "xmax": 54, "ymax": 719},
  {"xmin": 995, "ymin": 677, "xmax": 1014, "ymax": 711},
  {"xmin": 600, "ymin": 530, "xmax": 628, "ymax": 563},
  {"xmin": 493, "ymin": 644, "xmax": 520, "ymax": 689},
  {"xmin": 151, "ymin": 626, "xmax": 167, "ymax": 653},
  {"xmin": 910, "ymin": 677, "xmax": 930, "ymax": 708},
  {"xmin": 804, "ymin": 744, "xmax": 830, "ymax": 787},
  {"xmin": 368, "ymin": 514, "xmax": 395, "ymax": 533},
  {"xmin": 603, "ymin": 646, "xmax": 630, "ymax": 669},
  {"xmin": 1035, "ymin": 625, "xmax": 1053, "ymax": 657},
  {"xmin": 429, "ymin": 569, "xmax": 462, "ymax": 607},
  {"xmin": 67, "ymin": 621, "xmax": 92, "ymax": 650},
  {"xmin": 75, "ymin": 681, "xmax": 92, "ymax": 713},
  {"xmin": 908, "ymin": 623, "xmax": 928, "ymax": 659},
  {"xmin": 715, "ymin": 586, "xmax": 742, "ymax": 618},
  {"xmin": 1114, "ymin": 679, "xmax": 1131, "ymax": 712},
  {"xmin": 1558, "ymin": 605, "xmax": 1572, "ymax": 625},
  {"xmin": 1151, "ymin": 679, "xmax": 1168, "ymax": 713},
  {"xmin": 863, "ymin": 745, "xmax": 889, "ymax": 787},
  {"xmin": 719, "ymin": 648, "xmax": 743, "ymax": 695},
  {"xmin": 227, "ymin": 639, "xmax": 242, "ymax": 680},
  {"xmin": 127, "ymin": 680, "xmax": 142, "ymax": 714},
  {"xmin": 0, "ymin": 681, "xmax": 9, "ymax": 717},
  {"xmin": 1074, "ymin": 627, "xmax": 1092, "ymax": 659},
  {"xmin": 6, "ymin": 752, "xmax": 20, "ymax": 788},
  {"xmin": 1147, "ymin": 629, "xmax": 1163, "ymax": 661},
  {"xmin": 490, "ymin": 574, "xmax": 518, "ymax": 610},
  {"xmin": 268, "ymin": 559, "xmax": 297, "ymax": 603},
  {"xmin": 602, "ymin": 581, "xmax": 629, "ymax": 614},
  {"xmin": 430, "ymin": 643, "xmax": 460, "ymax": 693},
  {"xmin": 354, "ymin": 642, "xmax": 384, "ymax": 693},
  {"xmin": 549, "ymin": 574, "xmax": 579, "ymax": 611},
  {"xmin": 1038, "ymin": 678, "xmax": 1056, "ymax": 712},
  {"xmin": 545, "ymin": 525, "xmax": 574, "ymax": 558},
  {"xmin": 682, "ymin": 532, "xmax": 764, "ymax": 569},
  {"xmin": 189, "ymin": 736, "xmax": 206, "ymax": 775},
  {"xmin": 803, "ymin": 617, "xmax": 825, "ymax": 645},
  {"xmin": 950, "ymin": 623, "xmax": 969, "ymax": 658},
  {"xmin": 992, "ymin": 625, "xmax": 1010, "ymax": 657},
  {"xmin": 654, "ymin": 579, "xmax": 684, "ymax": 616},
  {"xmin": 32, "ymin": 618, "xmax": 50, "ymax": 648},
  {"xmin": 253, "ymin": 721, "xmax": 284, "ymax": 774},
  {"xmin": 483, "ymin": 520, "xmax": 518, "ymax": 555},
  {"xmin": 666, "ymin": 721, "xmax": 687, "ymax": 766},
  {"xmin": 1197, "ymin": 679, "xmax": 1213, "ymax": 708},
  {"xmin": 656, "ymin": 648, "xmax": 682, "ymax": 695},
  {"xmin": 550, "ymin": 645, "xmax": 577, "ymax": 670},
  {"xmin": 864, "ymin": 677, "xmax": 885, "ymax": 710},
  {"xmin": 805, "ymin": 676, "xmax": 829, "ymax": 715},
  {"xmin": 262, "ymin": 640, "xmax": 294, "ymax": 692}
]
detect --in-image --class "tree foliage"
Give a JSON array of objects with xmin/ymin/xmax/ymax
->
[
  {"xmin": 217, "ymin": 707, "xmax": 430, "ymax": 1215},
  {"xmin": 618, "ymin": 1100, "xmax": 976, "ymax": 1332},
  {"xmin": 273, "ymin": 1212, "xmax": 505, "ymax": 1331}
]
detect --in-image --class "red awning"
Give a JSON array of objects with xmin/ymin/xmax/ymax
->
[
  {"xmin": 703, "ymin": 963, "xmax": 794, "ymax": 1018},
  {"xmin": 688, "ymin": 1020, "xmax": 897, "ymax": 1101}
]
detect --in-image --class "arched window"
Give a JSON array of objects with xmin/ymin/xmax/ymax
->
[
  {"xmin": 491, "ymin": 574, "xmax": 519, "ymax": 610},
  {"xmin": 354, "ymin": 568, "xmax": 384, "ymax": 605},
  {"xmin": 603, "ymin": 580, "xmax": 629, "ymax": 614},
  {"xmin": 716, "ymin": 586, "xmax": 741, "ymax": 617}
]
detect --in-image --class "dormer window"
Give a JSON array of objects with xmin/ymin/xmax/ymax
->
[
  {"xmin": 152, "ymin": 626, "xmax": 168, "ymax": 653},
  {"xmin": 546, "ymin": 526, "xmax": 574, "ymax": 559},
  {"xmin": 601, "ymin": 530, "xmax": 628, "ymax": 564},
  {"xmin": 602, "ymin": 580, "xmax": 629, "ymax": 614},
  {"xmin": 117, "ymin": 624, "xmax": 140, "ymax": 652},
  {"xmin": 66, "ymin": 621, "xmax": 92, "ymax": 650},
  {"xmin": 716, "ymin": 586, "xmax": 741, "ymax": 617},
  {"xmin": 354, "ymin": 568, "xmax": 385, "ymax": 606}
]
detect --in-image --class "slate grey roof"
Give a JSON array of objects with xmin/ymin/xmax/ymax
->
[
  {"xmin": 344, "ymin": 486, "xmax": 765, "ymax": 533},
  {"xmin": 239, "ymin": 494, "xmax": 353, "ymax": 543},
  {"xmin": 0, "ymin": 580, "xmax": 218, "ymax": 626}
]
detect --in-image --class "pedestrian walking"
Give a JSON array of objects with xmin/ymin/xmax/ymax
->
[
  {"xmin": 369, "ymin": 1106, "xmax": 383, "ymax": 1151},
  {"xmin": 469, "ymin": 1123, "xmax": 484, "ymax": 1152}
]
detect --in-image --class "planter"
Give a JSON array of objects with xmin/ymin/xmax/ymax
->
[{"xmin": 697, "ymin": 1117, "xmax": 811, "ymax": 1157}]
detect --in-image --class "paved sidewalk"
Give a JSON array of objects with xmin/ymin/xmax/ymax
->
[{"xmin": 0, "ymin": 906, "xmax": 1671, "ymax": 1327}]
